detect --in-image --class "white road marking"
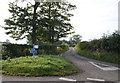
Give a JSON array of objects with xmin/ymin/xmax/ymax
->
[
  {"xmin": 87, "ymin": 78, "xmax": 105, "ymax": 81},
  {"xmin": 59, "ymin": 77, "xmax": 77, "ymax": 81},
  {"xmin": 88, "ymin": 61, "xmax": 119, "ymax": 71}
]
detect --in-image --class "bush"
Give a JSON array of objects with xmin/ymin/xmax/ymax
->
[
  {"xmin": 2, "ymin": 43, "xmax": 58, "ymax": 59},
  {"xmin": 2, "ymin": 55, "xmax": 79, "ymax": 76},
  {"xmin": 60, "ymin": 42, "xmax": 69, "ymax": 50},
  {"xmin": 75, "ymin": 31, "xmax": 120, "ymax": 64},
  {"xmin": 2, "ymin": 44, "xmax": 32, "ymax": 59},
  {"xmin": 2, "ymin": 43, "xmax": 69, "ymax": 59},
  {"xmin": 75, "ymin": 41, "xmax": 120, "ymax": 64},
  {"xmin": 38, "ymin": 44, "xmax": 57, "ymax": 55},
  {"xmin": 101, "ymin": 31, "xmax": 120, "ymax": 53},
  {"xmin": 57, "ymin": 42, "xmax": 69, "ymax": 53},
  {"xmin": 76, "ymin": 31, "xmax": 120, "ymax": 53}
]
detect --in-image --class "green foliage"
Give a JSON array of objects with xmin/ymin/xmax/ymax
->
[
  {"xmin": 2, "ymin": 43, "xmax": 69, "ymax": 59},
  {"xmin": 38, "ymin": 44, "xmax": 57, "ymax": 55},
  {"xmin": 75, "ymin": 48, "xmax": 120, "ymax": 64},
  {"xmin": 76, "ymin": 31, "xmax": 120, "ymax": 53},
  {"xmin": 2, "ymin": 55, "xmax": 79, "ymax": 76},
  {"xmin": 2, "ymin": 43, "xmax": 32, "ymax": 59},
  {"xmin": 75, "ymin": 41, "xmax": 89, "ymax": 50},
  {"xmin": 75, "ymin": 31, "xmax": 120, "ymax": 64},
  {"xmin": 60, "ymin": 42, "xmax": 69, "ymax": 50},
  {"xmin": 55, "ymin": 40, "xmax": 74, "ymax": 47},
  {"xmin": 101, "ymin": 31, "xmax": 120, "ymax": 53},
  {"xmin": 56, "ymin": 42, "xmax": 69, "ymax": 54},
  {"xmin": 38, "ymin": 2, "xmax": 76, "ymax": 44},
  {"xmin": 3, "ymin": 2, "xmax": 76, "ymax": 44},
  {"xmin": 70, "ymin": 34, "xmax": 82, "ymax": 45},
  {"xmin": 77, "ymin": 40, "xmax": 101, "ymax": 51},
  {"xmin": 2, "ymin": 43, "xmax": 56, "ymax": 59}
]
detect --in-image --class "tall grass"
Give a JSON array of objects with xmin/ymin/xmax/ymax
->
[{"xmin": 75, "ymin": 46, "xmax": 120, "ymax": 64}]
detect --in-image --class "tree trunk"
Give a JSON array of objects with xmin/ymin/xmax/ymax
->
[
  {"xmin": 32, "ymin": 2, "xmax": 40, "ymax": 45},
  {"xmin": 48, "ymin": 3, "xmax": 52, "ymax": 44}
]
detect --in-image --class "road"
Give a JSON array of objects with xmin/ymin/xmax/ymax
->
[
  {"xmin": 62, "ymin": 48, "xmax": 119, "ymax": 81},
  {"xmin": 2, "ymin": 48, "xmax": 120, "ymax": 82}
]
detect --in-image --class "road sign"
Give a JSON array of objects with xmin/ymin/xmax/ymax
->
[
  {"xmin": 33, "ymin": 45, "xmax": 39, "ymax": 49},
  {"xmin": 30, "ymin": 48, "xmax": 37, "ymax": 56}
]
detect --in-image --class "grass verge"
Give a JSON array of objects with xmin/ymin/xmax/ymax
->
[
  {"xmin": 75, "ymin": 47, "xmax": 120, "ymax": 64},
  {"xmin": 2, "ymin": 55, "xmax": 79, "ymax": 76}
]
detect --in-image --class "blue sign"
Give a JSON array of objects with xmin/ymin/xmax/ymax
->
[{"xmin": 30, "ymin": 48, "xmax": 37, "ymax": 56}]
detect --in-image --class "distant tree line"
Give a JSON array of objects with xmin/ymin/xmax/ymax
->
[{"xmin": 27, "ymin": 34, "xmax": 82, "ymax": 47}]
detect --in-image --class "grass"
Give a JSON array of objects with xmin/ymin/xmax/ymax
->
[
  {"xmin": 75, "ymin": 47, "xmax": 120, "ymax": 64},
  {"xmin": 2, "ymin": 55, "xmax": 79, "ymax": 76},
  {"xmin": 56, "ymin": 47, "xmax": 68, "ymax": 54}
]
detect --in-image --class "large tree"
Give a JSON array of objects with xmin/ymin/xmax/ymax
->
[
  {"xmin": 3, "ymin": 1, "xmax": 76, "ymax": 45},
  {"xmin": 4, "ymin": 1, "xmax": 41, "ymax": 45},
  {"xmin": 70, "ymin": 34, "xmax": 82, "ymax": 44},
  {"xmin": 37, "ymin": 2, "xmax": 76, "ymax": 44}
]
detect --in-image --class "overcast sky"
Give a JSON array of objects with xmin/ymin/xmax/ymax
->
[{"xmin": 0, "ymin": 0, "xmax": 119, "ymax": 44}]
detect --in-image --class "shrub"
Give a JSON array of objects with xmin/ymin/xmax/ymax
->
[
  {"xmin": 75, "ymin": 41, "xmax": 120, "ymax": 64},
  {"xmin": 2, "ymin": 44, "xmax": 32, "ymax": 59},
  {"xmin": 2, "ymin": 43, "xmax": 58, "ymax": 59},
  {"xmin": 101, "ymin": 31, "xmax": 120, "ymax": 53},
  {"xmin": 75, "ymin": 31, "xmax": 120, "ymax": 64},
  {"xmin": 38, "ymin": 44, "xmax": 57, "ymax": 55},
  {"xmin": 2, "ymin": 42, "xmax": 70, "ymax": 60}
]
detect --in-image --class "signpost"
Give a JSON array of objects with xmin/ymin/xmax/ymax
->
[
  {"xmin": 30, "ymin": 45, "xmax": 38, "ymax": 56},
  {"xmin": 30, "ymin": 48, "xmax": 37, "ymax": 56},
  {"xmin": 33, "ymin": 45, "xmax": 39, "ymax": 49}
]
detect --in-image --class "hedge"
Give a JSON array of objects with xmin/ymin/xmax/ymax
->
[
  {"xmin": 2, "ymin": 43, "xmax": 69, "ymax": 60},
  {"xmin": 2, "ymin": 43, "xmax": 57, "ymax": 59}
]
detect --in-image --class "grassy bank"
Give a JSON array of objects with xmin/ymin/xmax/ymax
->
[
  {"xmin": 2, "ymin": 55, "xmax": 79, "ymax": 76},
  {"xmin": 75, "ymin": 47, "xmax": 120, "ymax": 64}
]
